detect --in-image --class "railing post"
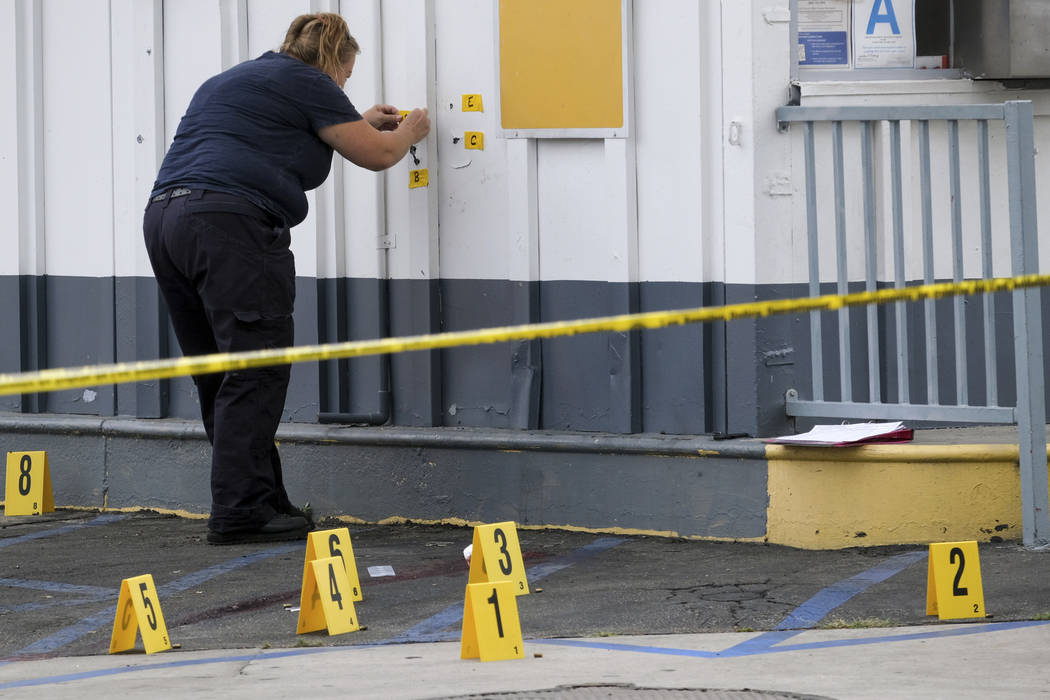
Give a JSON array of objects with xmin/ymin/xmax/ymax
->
[{"xmin": 1004, "ymin": 100, "xmax": 1050, "ymax": 547}]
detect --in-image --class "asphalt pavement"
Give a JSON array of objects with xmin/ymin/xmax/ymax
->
[{"xmin": 2, "ymin": 509, "xmax": 1050, "ymax": 698}]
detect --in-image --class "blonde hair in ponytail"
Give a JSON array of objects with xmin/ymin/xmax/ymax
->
[{"xmin": 280, "ymin": 13, "xmax": 360, "ymax": 81}]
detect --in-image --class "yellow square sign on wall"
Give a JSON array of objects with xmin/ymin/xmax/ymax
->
[{"xmin": 499, "ymin": 0, "xmax": 626, "ymax": 133}]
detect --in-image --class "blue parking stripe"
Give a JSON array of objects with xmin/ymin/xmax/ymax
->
[
  {"xmin": 0, "ymin": 646, "xmax": 337, "ymax": 690},
  {"xmin": 775, "ymin": 550, "xmax": 928, "ymax": 630},
  {"xmin": 1, "ymin": 598, "xmax": 109, "ymax": 615},
  {"xmin": 0, "ymin": 514, "xmax": 125, "ymax": 549},
  {"xmin": 12, "ymin": 542, "xmax": 301, "ymax": 657},
  {"xmin": 714, "ymin": 548, "xmax": 927, "ymax": 656},
  {"xmin": 533, "ymin": 620, "xmax": 1050, "ymax": 658},
  {"xmin": 388, "ymin": 536, "xmax": 625, "ymax": 643},
  {"xmin": 0, "ymin": 578, "xmax": 113, "ymax": 597}
]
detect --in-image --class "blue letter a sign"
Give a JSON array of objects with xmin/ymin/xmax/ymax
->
[{"xmin": 867, "ymin": 0, "xmax": 901, "ymax": 35}]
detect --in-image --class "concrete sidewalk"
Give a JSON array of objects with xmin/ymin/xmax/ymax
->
[
  {"xmin": 2, "ymin": 510, "xmax": 1050, "ymax": 697},
  {"xmin": 1, "ymin": 623, "xmax": 1049, "ymax": 699}
]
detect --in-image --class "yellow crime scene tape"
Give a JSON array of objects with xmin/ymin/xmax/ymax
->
[{"xmin": 1, "ymin": 273, "xmax": 1048, "ymax": 397}]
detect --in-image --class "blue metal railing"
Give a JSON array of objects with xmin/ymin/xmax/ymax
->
[{"xmin": 775, "ymin": 101, "xmax": 1049, "ymax": 547}]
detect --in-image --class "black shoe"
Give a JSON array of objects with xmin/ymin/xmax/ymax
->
[
  {"xmin": 206, "ymin": 514, "xmax": 309, "ymax": 545},
  {"xmin": 285, "ymin": 503, "xmax": 316, "ymax": 531}
]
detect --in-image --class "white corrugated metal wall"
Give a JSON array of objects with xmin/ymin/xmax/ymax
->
[{"xmin": 3, "ymin": 1, "xmax": 1047, "ymax": 435}]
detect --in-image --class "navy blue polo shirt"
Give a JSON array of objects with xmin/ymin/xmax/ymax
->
[{"xmin": 152, "ymin": 51, "xmax": 362, "ymax": 227}]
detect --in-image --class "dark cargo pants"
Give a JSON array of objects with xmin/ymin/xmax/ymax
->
[{"xmin": 143, "ymin": 189, "xmax": 297, "ymax": 533}]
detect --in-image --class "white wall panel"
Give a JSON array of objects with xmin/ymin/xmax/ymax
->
[
  {"xmin": 41, "ymin": 0, "xmax": 114, "ymax": 277},
  {"xmin": 111, "ymin": 0, "xmax": 164, "ymax": 279},
  {"xmin": 341, "ymin": 0, "xmax": 386, "ymax": 280},
  {"xmin": 11, "ymin": 0, "xmax": 1046, "ymax": 291},
  {"xmin": 749, "ymin": 3, "xmax": 793, "ymax": 286},
  {"xmin": 0, "ymin": 2, "xmax": 17, "ymax": 276},
  {"xmin": 700, "ymin": 1, "xmax": 725, "ymax": 285},
  {"xmin": 719, "ymin": 2, "xmax": 756, "ymax": 286},
  {"xmin": 433, "ymin": 0, "xmax": 508, "ymax": 281},
  {"xmin": 381, "ymin": 0, "xmax": 438, "ymax": 282},
  {"xmin": 162, "ymin": 0, "xmax": 222, "ymax": 149},
  {"xmin": 0, "ymin": 1, "xmax": 40, "ymax": 276},
  {"xmin": 536, "ymin": 140, "xmax": 613, "ymax": 282},
  {"xmin": 634, "ymin": 0, "xmax": 704, "ymax": 283},
  {"xmin": 245, "ymin": 0, "xmax": 298, "ymax": 53}
]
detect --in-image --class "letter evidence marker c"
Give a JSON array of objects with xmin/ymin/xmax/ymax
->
[
  {"xmin": 926, "ymin": 540, "xmax": 986, "ymax": 620},
  {"xmin": 109, "ymin": 574, "xmax": 172, "ymax": 654},
  {"xmin": 297, "ymin": 556, "xmax": 359, "ymax": 636},
  {"xmin": 467, "ymin": 521, "xmax": 529, "ymax": 595},
  {"xmin": 5, "ymin": 451, "xmax": 54, "ymax": 516},
  {"xmin": 305, "ymin": 528, "xmax": 363, "ymax": 602},
  {"xmin": 461, "ymin": 580, "xmax": 523, "ymax": 661}
]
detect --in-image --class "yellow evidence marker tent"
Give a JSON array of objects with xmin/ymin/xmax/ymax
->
[
  {"xmin": 5, "ymin": 451, "xmax": 54, "ymax": 516},
  {"xmin": 304, "ymin": 528, "xmax": 363, "ymax": 602},
  {"xmin": 467, "ymin": 521, "xmax": 529, "ymax": 595},
  {"xmin": 461, "ymin": 580, "xmax": 524, "ymax": 661},
  {"xmin": 297, "ymin": 556, "xmax": 360, "ymax": 636},
  {"xmin": 109, "ymin": 574, "xmax": 172, "ymax": 654},
  {"xmin": 926, "ymin": 540, "xmax": 986, "ymax": 620}
]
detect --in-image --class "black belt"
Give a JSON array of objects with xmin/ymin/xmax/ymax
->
[{"xmin": 151, "ymin": 187, "xmax": 191, "ymax": 203}]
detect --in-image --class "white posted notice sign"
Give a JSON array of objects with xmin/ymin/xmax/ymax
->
[
  {"xmin": 852, "ymin": 0, "xmax": 915, "ymax": 69},
  {"xmin": 798, "ymin": 0, "xmax": 851, "ymax": 68}
]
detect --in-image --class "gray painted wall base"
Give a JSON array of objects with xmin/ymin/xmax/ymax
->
[{"xmin": 0, "ymin": 414, "xmax": 767, "ymax": 539}]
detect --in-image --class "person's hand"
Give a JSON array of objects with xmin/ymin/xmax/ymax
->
[
  {"xmin": 397, "ymin": 108, "xmax": 430, "ymax": 145},
  {"xmin": 364, "ymin": 104, "xmax": 401, "ymax": 132}
]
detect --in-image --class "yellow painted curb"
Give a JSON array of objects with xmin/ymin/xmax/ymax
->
[
  {"xmin": 765, "ymin": 443, "xmax": 1020, "ymax": 463},
  {"xmin": 765, "ymin": 443, "xmax": 1047, "ymax": 549}
]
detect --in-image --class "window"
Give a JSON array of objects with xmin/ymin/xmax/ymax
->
[{"xmin": 792, "ymin": 0, "xmax": 958, "ymax": 81}]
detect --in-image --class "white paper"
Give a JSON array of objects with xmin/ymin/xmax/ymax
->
[
  {"xmin": 367, "ymin": 565, "xmax": 396, "ymax": 578},
  {"xmin": 798, "ymin": 0, "xmax": 851, "ymax": 68},
  {"xmin": 768, "ymin": 421, "xmax": 907, "ymax": 445},
  {"xmin": 853, "ymin": 0, "xmax": 915, "ymax": 69}
]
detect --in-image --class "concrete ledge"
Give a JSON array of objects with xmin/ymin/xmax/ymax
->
[
  {"xmin": 0, "ymin": 414, "xmax": 767, "ymax": 540},
  {"xmin": 0, "ymin": 413, "xmax": 766, "ymax": 456},
  {"xmin": 0, "ymin": 413, "xmax": 1041, "ymax": 548}
]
